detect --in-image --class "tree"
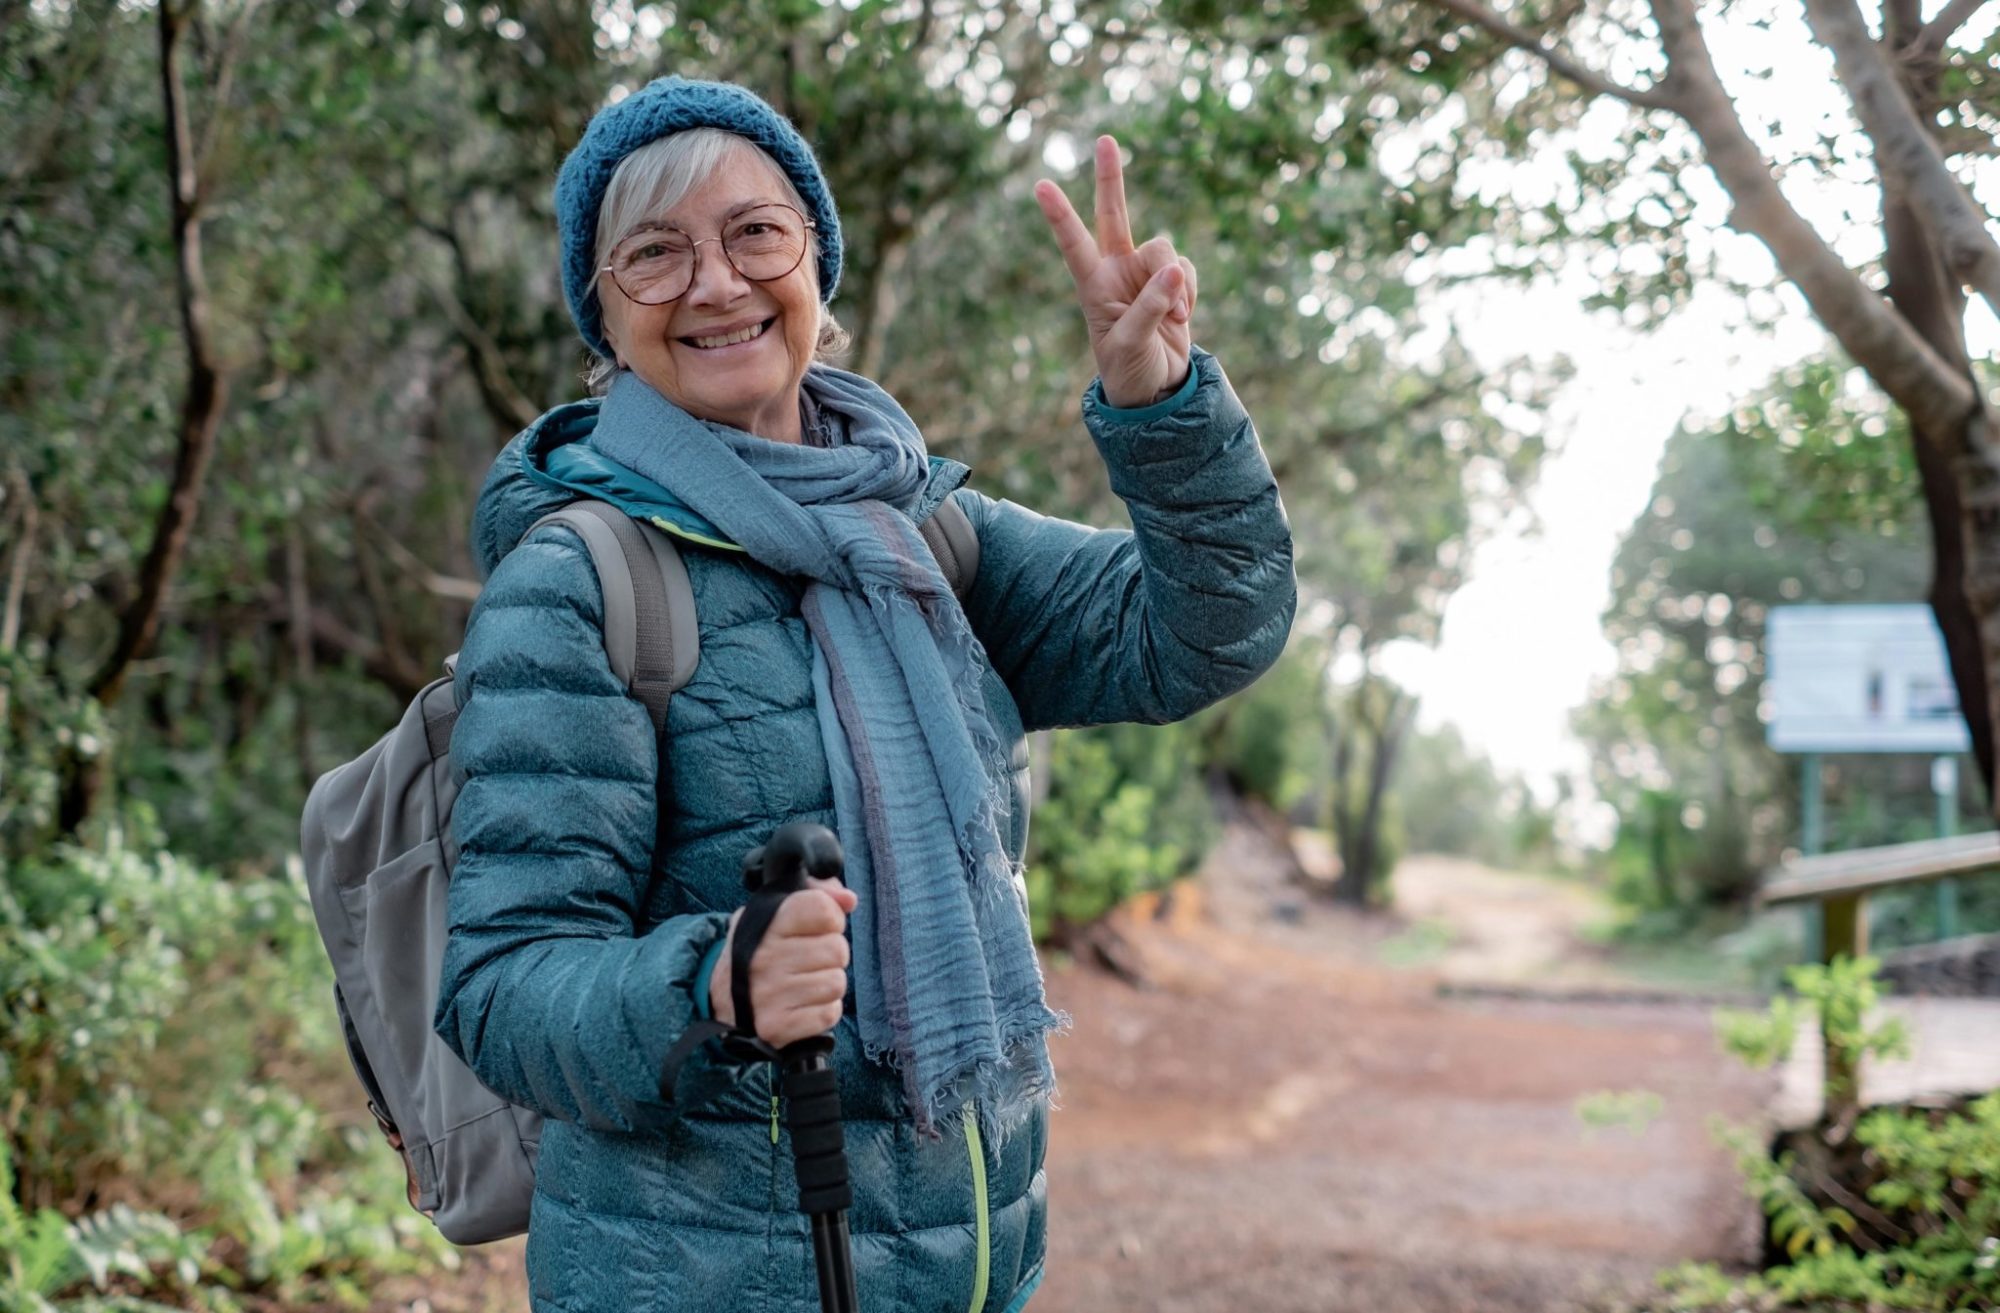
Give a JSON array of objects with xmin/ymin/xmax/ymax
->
[
  {"xmin": 1404, "ymin": 0, "xmax": 2000, "ymax": 810},
  {"xmin": 1395, "ymin": 721, "xmax": 1558, "ymax": 866},
  {"xmin": 3, "ymin": 1, "xmax": 1553, "ymax": 878},
  {"xmin": 1288, "ymin": 333, "xmax": 1551, "ymax": 903},
  {"xmin": 1578, "ymin": 356, "xmax": 1939, "ymax": 915}
]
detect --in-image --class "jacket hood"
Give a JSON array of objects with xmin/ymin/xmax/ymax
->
[{"xmin": 470, "ymin": 398, "xmax": 971, "ymax": 580}]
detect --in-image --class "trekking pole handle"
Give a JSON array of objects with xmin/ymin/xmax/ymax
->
[
  {"xmin": 737, "ymin": 821, "xmax": 847, "ymax": 1060},
  {"xmin": 741, "ymin": 820, "xmax": 847, "ymax": 898}
]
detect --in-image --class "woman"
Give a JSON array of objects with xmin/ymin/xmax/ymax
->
[{"xmin": 434, "ymin": 76, "xmax": 1295, "ymax": 1313}]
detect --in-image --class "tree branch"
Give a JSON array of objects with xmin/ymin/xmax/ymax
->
[
  {"xmin": 353, "ymin": 504, "xmax": 482, "ymax": 603},
  {"xmin": 1, "ymin": 460, "xmax": 36, "ymax": 659},
  {"xmin": 1915, "ymin": 0, "xmax": 1990, "ymax": 57},
  {"xmin": 1805, "ymin": 0, "xmax": 2000, "ymax": 326},
  {"xmin": 89, "ymin": 0, "xmax": 231, "ymax": 707},
  {"xmin": 1421, "ymin": 0, "xmax": 1682, "ymax": 110},
  {"xmin": 1645, "ymin": 0, "xmax": 1976, "ymax": 439},
  {"xmin": 194, "ymin": 0, "xmax": 260, "ymax": 183},
  {"xmin": 284, "ymin": 517, "xmax": 317, "ymax": 789},
  {"xmin": 413, "ymin": 217, "xmax": 541, "ymax": 434},
  {"xmin": 280, "ymin": 593, "xmax": 430, "ymax": 701},
  {"xmin": 0, "ymin": 458, "xmax": 35, "ymax": 733}
]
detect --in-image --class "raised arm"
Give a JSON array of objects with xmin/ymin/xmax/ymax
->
[{"xmin": 958, "ymin": 346, "xmax": 1295, "ymax": 731}]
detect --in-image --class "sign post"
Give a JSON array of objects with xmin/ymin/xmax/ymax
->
[{"xmin": 1934, "ymin": 755, "xmax": 1960, "ymax": 939}]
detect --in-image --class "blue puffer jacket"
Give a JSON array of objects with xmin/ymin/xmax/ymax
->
[{"xmin": 433, "ymin": 348, "xmax": 1294, "ymax": 1312}]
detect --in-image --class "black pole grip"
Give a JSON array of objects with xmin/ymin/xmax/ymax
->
[
  {"xmin": 731, "ymin": 823, "xmax": 847, "ymax": 1051},
  {"xmin": 781, "ymin": 1059, "xmax": 852, "ymax": 1214},
  {"xmin": 748, "ymin": 821, "xmax": 846, "ymax": 895}
]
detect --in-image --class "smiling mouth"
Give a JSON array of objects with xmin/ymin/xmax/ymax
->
[{"xmin": 682, "ymin": 318, "xmax": 775, "ymax": 350}]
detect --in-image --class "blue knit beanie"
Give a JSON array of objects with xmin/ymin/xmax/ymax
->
[{"xmin": 556, "ymin": 76, "xmax": 843, "ymax": 360}]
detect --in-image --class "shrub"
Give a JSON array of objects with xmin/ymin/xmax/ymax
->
[
  {"xmin": 1026, "ymin": 721, "xmax": 1217, "ymax": 942},
  {"xmin": 0, "ymin": 824, "xmax": 452, "ymax": 1307},
  {"xmin": 1193, "ymin": 644, "xmax": 1327, "ymax": 814},
  {"xmin": 1664, "ymin": 958, "xmax": 1999, "ymax": 1311}
]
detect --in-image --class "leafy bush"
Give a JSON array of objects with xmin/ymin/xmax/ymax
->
[
  {"xmin": 1392, "ymin": 723, "xmax": 1555, "ymax": 868},
  {"xmin": 1026, "ymin": 721, "xmax": 1217, "ymax": 942},
  {"xmin": 1662, "ymin": 958, "xmax": 1999, "ymax": 1311},
  {"xmin": 0, "ymin": 656, "xmax": 109, "ymax": 868},
  {"xmin": 1192, "ymin": 645, "xmax": 1328, "ymax": 815},
  {"xmin": 0, "ymin": 824, "xmax": 453, "ymax": 1307}
]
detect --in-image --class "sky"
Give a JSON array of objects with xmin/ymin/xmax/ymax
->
[{"xmin": 1366, "ymin": 6, "xmax": 2000, "ymax": 834}]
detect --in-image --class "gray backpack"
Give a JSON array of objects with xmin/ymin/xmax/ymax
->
[{"xmin": 300, "ymin": 496, "xmax": 979, "ymax": 1245}]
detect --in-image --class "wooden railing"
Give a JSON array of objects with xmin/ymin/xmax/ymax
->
[
  {"xmin": 1757, "ymin": 831, "xmax": 2000, "ymax": 963},
  {"xmin": 1758, "ymin": 832, "xmax": 2000, "ymax": 1124}
]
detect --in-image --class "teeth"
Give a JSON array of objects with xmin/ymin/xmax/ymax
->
[{"xmin": 691, "ymin": 321, "xmax": 767, "ymax": 349}]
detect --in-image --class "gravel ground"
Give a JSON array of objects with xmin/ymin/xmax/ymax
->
[
  {"xmin": 1029, "ymin": 831, "xmax": 1774, "ymax": 1313},
  {"xmin": 375, "ymin": 828, "xmax": 1773, "ymax": 1312}
]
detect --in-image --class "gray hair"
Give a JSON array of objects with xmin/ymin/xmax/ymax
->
[{"xmin": 583, "ymin": 127, "xmax": 847, "ymax": 393}]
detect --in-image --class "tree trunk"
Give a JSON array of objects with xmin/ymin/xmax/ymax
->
[
  {"xmin": 1345, "ymin": 687, "xmax": 1416, "ymax": 906},
  {"xmin": 0, "ymin": 462, "xmax": 36, "ymax": 731},
  {"xmin": 1326, "ymin": 674, "xmax": 1360, "ymax": 903},
  {"xmin": 1880, "ymin": 0, "xmax": 1996, "ymax": 793},
  {"xmin": 846, "ymin": 222, "xmax": 913, "ymax": 382},
  {"xmin": 1951, "ymin": 426, "xmax": 2000, "ymax": 818},
  {"xmin": 60, "ymin": 0, "xmax": 232, "ymax": 835}
]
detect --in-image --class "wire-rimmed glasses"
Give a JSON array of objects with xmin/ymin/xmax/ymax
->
[{"xmin": 600, "ymin": 203, "xmax": 816, "ymax": 305}]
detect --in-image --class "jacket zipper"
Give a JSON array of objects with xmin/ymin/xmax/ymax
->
[
  {"xmin": 771, "ymin": 1086, "xmax": 991, "ymax": 1307},
  {"xmin": 964, "ymin": 1101, "xmax": 989, "ymax": 1313}
]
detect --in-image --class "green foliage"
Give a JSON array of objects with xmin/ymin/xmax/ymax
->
[
  {"xmin": 1579, "ymin": 361, "xmax": 1955, "ymax": 930},
  {"xmin": 1192, "ymin": 642, "xmax": 1329, "ymax": 814},
  {"xmin": 0, "ymin": 659, "xmax": 110, "ymax": 865},
  {"xmin": 1575, "ymin": 1089, "xmax": 1665, "ymax": 1137},
  {"xmin": 1394, "ymin": 722, "xmax": 1561, "ymax": 868},
  {"xmin": 1, "ymin": 825, "xmax": 331, "ymax": 1204},
  {"xmin": 0, "ymin": 1134, "xmax": 211, "ymax": 1312},
  {"xmin": 1, "ymin": 1137, "xmax": 88, "ymax": 1308},
  {"xmin": 1026, "ymin": 722, "xmax": 1217, "ymax": 942},
  {"xmin": 0, "ymin": 824, "xmax": 451, "ymax": 1307},
  {"xmin": 1670, "ymin": 959, "xmax": 1998, "ymax": 1311},
  {"xmin": 1716, "ymin": 956, "xmax": 1910, "ymax": 1070}
]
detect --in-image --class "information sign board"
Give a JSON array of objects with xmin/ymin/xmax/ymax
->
[{"xmin": 1765, "ymin": 605, "xmax": 1969, "ymax": 754}]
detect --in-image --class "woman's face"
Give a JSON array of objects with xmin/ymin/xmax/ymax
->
[{"xmin": 599, "ymin": 146, "xmax": 820, "ymax": 441}]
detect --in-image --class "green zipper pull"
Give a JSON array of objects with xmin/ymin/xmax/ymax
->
[{"xmin": 770, "ymin": 1091, "xmax": 781, "ymax": 1145}]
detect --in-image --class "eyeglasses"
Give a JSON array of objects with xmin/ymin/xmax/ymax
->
[{"xmin": 599, "ymin": 203, "xmax": 816, "ymax": 306}]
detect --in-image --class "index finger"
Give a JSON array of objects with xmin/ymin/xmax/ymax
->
[
  {"xmin": 1094, "ymin": 135, "xmax": 1135, "ymax": 257},
  {"xmin": 1034, "ymin": 178, "xmax": 1100, "ymax": 285}
]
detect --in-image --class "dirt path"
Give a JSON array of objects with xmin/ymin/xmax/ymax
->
[
  {"xmin": 1030, "ymin": 828, "xmax": 1774, "ymax": 1313},
  {"xmin": 382, "ymin": 830, "xmax": 1772, "ymax": 1313}
]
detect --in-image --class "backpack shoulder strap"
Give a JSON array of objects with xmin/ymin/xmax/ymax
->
[
  {"xmin": 527, "ymin": 501, "xmax": 698, "ymax": 734},
  {"xmin": 919, "ymin": 493, "xmax": 980, "ymax": 601}
]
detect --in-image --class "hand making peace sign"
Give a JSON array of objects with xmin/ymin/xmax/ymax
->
[{"xmin": 1034, "ymin": 135, "xmax": 1198, "ymax": 410}]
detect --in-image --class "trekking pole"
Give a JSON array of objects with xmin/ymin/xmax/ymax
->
[{"xmin": 739, "ymin": 822, "xmax": 859, "ymax": 1313}]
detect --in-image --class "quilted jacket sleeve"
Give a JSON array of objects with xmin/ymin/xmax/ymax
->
[
  {"xmin": 433, "ymin": 523, "xmax": 748, "ymax": 1134},
  {"xmin": 957, "ymin": 347, "xmax": 1296, "ymax": 731}
]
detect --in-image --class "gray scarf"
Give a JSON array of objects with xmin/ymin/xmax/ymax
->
[{"xmin": 590, "ymin": 367, "xmax": 1061, "ymax": 1140}]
